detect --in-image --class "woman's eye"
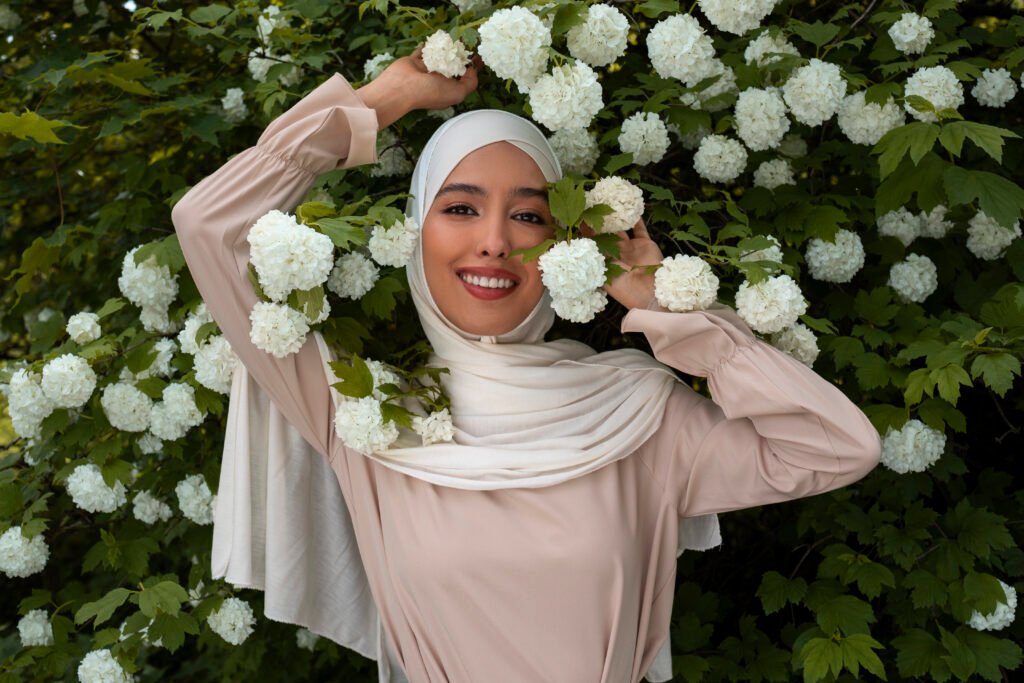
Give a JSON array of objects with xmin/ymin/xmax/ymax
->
[
  {"xmin": 515, "ymin": 212, "xmax": 546, "ymax": 225},
  {"xmin": 443, "ymin": 204, "xmax": 475, "ymax": 215}
]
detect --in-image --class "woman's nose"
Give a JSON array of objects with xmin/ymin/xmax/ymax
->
[{"xmin": 476, "ymin": 214, "xmax": 511, "ymax": 259}]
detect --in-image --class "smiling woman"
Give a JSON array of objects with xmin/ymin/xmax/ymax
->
[{"xmin": 421, "ymin": 141, "xmax": 554, "ymax": 336}]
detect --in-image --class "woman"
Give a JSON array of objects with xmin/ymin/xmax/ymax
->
[{"xmin": 172, "ymin": 49, "xmax": 881, "ymax": 683}]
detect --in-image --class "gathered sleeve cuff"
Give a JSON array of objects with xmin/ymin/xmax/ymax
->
[
  {"xmin": 171, "ymin": 73, "xmax": 379, "ymax": 460},
  {"xmin": 622, "ymin": 303, "xmax": 882, "ymax": 518}
]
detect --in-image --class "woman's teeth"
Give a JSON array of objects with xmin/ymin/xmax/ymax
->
[{"xmin": 459, "ymin": 273, "xmax": 516, "ymax": 289}]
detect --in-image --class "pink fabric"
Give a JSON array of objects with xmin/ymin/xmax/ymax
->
[{"xmin": 172, "ymin": 73, "xmax": 882, "ymax": 683}]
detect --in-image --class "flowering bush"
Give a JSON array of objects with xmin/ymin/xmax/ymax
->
[{"xmin": 1, "ymin": 1, "xmax": 1022, "ymax": 682}]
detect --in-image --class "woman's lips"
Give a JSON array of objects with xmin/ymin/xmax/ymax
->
[{"xmin": 456, "ymin": 267, "xmax": 520, "ymax": 300}]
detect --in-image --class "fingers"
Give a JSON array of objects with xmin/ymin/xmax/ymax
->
[{"xmin": 631, "ymin": 217, "xmax": 649, "ymax": 239}]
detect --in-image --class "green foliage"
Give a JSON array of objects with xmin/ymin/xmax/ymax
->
[{"xmin": 1, "ymin": 1, "xmax": 1022, "ymax": 682}]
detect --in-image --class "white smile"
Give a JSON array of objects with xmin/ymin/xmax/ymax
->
[{"xmin": 459, "ymin": 273, "xmax": 517, "ymax": 289}]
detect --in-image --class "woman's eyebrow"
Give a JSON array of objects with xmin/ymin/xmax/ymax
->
[{"xmin": 436, "ymin": 182, "xmax": 548, "ymax": 200}]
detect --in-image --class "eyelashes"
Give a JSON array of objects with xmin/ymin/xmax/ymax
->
[{"xmin": 442, "ymin": 204, "xmax": 547, "ymax": 225}]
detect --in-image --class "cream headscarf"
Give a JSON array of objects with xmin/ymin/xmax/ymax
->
[{"xmin": 213, "ymin": 110, "xmax": 721, "ymax": 683}]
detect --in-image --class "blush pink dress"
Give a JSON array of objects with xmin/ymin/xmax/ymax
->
[{"xmin": 172, "ymin": 73, "xmax": 882, "ymax": 683}]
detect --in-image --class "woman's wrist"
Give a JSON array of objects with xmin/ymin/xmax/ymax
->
[{"xmin": 355, "ymin": 74, "xmax": 413, "ymax": 130}]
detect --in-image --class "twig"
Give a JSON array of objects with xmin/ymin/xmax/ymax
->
[{"xmin": 851, "ymin": 0, "xmax": 880, "ymax": 29}]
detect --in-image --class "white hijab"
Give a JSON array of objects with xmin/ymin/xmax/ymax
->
[{"xmin": 212, "ymin": 110, "xmax": 721, "ymax": 683}]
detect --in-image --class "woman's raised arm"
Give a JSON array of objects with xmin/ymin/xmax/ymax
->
[{"xmin": 622, "ymin": 304, "xmax": 882, "ymax": 517}]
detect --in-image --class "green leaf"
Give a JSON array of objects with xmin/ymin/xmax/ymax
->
[
  {"xmin": 757, "ymin": 571, "xmax": 808, "ymax": 614},
  {"xmin": 289, "ymin": 286, "xmax": 326, "ymax": 325},
  {"xmin": 939, "ymin": 626, "xmax": 977, "ymax": 681},
  {"xmin": 940, "ymin": 121, "xmax": 1019, "ymax": 163},
  {"xmin": 930, "ymin": 364, "xmax": 972, "ymax": 404},
  {"xmin": 872, "ymin": 122, "xmax": 939, "ymax": 179},
  {"xmin": 958, "ymin": 629, "xmax": 1023, "ymax": 683},
  {"xmin": 316, "ymin": 217, "xmax": 368, "ymax": 250},
  {"xmin": 360, "ymin": 275, "xmax": 404, "ymax": 319},
  {"xmin": 380, "ymin": 402, "xmax": 413, "ymax": 429},
  {"xmin": 551, "ymin": 3, "xmax": 587, "ymax": 36},
  {"xmin": 790, "ymin": 20, "xmax": 841, "ymax": 47},
  {"xmin": 95, "ymin": 297, "xmax": 127, "ymax": 319},
  {"xmin": 149, "ymin": 613, "xmax": 199, "ymax": 653},
  {"xmin": 547, "ymin": 176, "xmax": 587, "ymax": 228},
  {"xmin": 247, "ymin": 262, "xmax": 268, "ymax": 300},
  {"xmin": 189, "ymin": 4, "xmax": 232, "ymax": 24},
  {"xmin": 0, "ymin": 111, "xmax": 73, "ymax": 144},
  {"xmin": 799, "ymin": 637, "xmax": 844, "ymax": 682},
  {"xmin": 138, "ymin": 580, "xmax": 189, "ymax": 618},
  {"xmin": 944, "ymin": 166, "xmax": 1024, "ymax": 229},
  {"xmin": 329, "ymin": 355, "xmax": 375, "ymax": 399},
  {"xmin": 0, "ymin": 483, "xmax": 24, "ymax": 518},
  {"xmin": 893, "ymin": 629, "xmax": 946, "ymax": 678},
  {"xmin": 841, "ymin": 633, "xmax": 887, "ymax": 680},
  {"xmin": 635, "ymin": 0, "xmax": 679, "ymax": 19},
  {"xmin": 807, "ymin": 594, "xmax": 876, "ymax": 635},
  {"xmin": 904, "ymin": 570, "xmax": 948, "ymax": 609},
  {"xmin": 969, "ymin": 353, "xmax": 1020, "ymax": 397},
  {"xmin": 510, "ymin": 238, "xmax": 554, "ymax": 264},
  {"xmin": 126, "ymin": 339, "xmax": 158, "ymax": 374},
  {"xmin": 76, "ymin": 588, "xmax": 133, "ymax": 627}
]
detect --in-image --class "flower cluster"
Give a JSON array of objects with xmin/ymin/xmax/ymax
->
[
  {"xmin": 904, "ymin": 66, "xmax": 964, "ymax": 121},
  {"xmin": 538, "ymin": 238, "xmax": 608, "ymax": 323},
  {"xmin": 77, "ymin": 650, "xmax": 130, "ymax": 683},
  {"xmin": 149, "ymin": 383, "xmax": 205, "ymax": 442},
  {"xmin": 368, "ymin": 215, "xmax": 419, "ymax": 268},
  {"xmin": 133, "ymin": 490, "xmax": 174, "ymax": 525},
  {"xmin": 566, "ymin": 4, "xmax": 629, "ymax": 67},
  {"xmin": 328, "ymin": 252, "xmax": 380, "ymax": 300},
  {"xmin": 296, "ymin": 627, "xmax": 320, "ymax": 651},
  {"xmin": 41, "ymin": 353, "xmax": 96, "ymax": 409},
  {"xmin": 363, "ymin": 52, "xmax": 393, "ymax": 80},
  {"xmin": 412, "ymin": 408, "xmax": 456, "ymax": 446},
  {"xmin": 371, "ymin": 128, "xmax": 413, "ymax": 177},
  {"xmin": 0, "ymin": 526, "xmax": 49, "ymax": 578},
  {"xmin": 837, "ymin": 92, "xmax": 905, "ymax": 145},
  {"xmin": 66, "ymin": 463, "xmax": 127, "ymax": 514},
  {"xmin": 647, "ymin": 14, "xmax": 716, "ymax": 85},
  {"xmin": 477, "ymin": 6, "xmax": 550, "ymax": 93},
  {"xmin": 175, "ymin": 474, "xmax": 216, "ymax": 525},
  {"xmin": 966, "ymin": 211, "xmax": 1021, "ymax": 260},
  {"xmin": 877, "ymin": 207, "xmax": 921, "ymax": 247},
  {"xmin": 679, "ymin": 60, "xmax": 737, "ymax": 112},
  {"xmin": 880, "ymin": 419, "xmax": 946, "ymax": 473},
  {"xmin": 972, "ymin": 68, "xmax": 1018, "ymax": 108},
  {"xmin": 101, "ymin": 382, "xmax": 153, "ymax": 432},
  {"xmin": 66, "ymin": 311, "xmax": 101, "ymax": 344},
  {"xmin": 18, "ymin": 609, "xmax": 54, "ymax": 647},
  {"xmin": 618, "ymin": 112, "xmax": 670, "ymax": 165},
  {"xmin": 734, "ymin": 274, "xmax": 807, "ymax": 334},
  {"xmin": 118, "ymin": 246, "xmax": 179, "ymax": 334},
  {"xmin": 422, "ymin": 30, "xmax": 470, "ymax": 79},
  {"xmin": 743, "ymin": 30, "xmax": 799, "ymax": 66},
  {"xmin": 753, "ymin": 159, "xmax": 795, "ymax": 190},
  {"xmin": 584, "ymin": 176, "xmax": 644, "ymax": 233},
  {"xmin": 207, "ymin": 596, "xmax": 257, "ymax": 645},
  {"xmin": 888, "ymin": 13, "xmax": 934, "ymax": 54},
  {"xmin": 697, "ymin": 0, "xmax": 779, "ymax": 35},
  {"xmin": 804, "ymin": 229, "xmax": 865, "ymax": 283},
  {"xmin": 194, "ymin": 335, "xmax": 239, "ymax": 395},
  {"xmin": 734, "ymin": 87, "xmax": 789, "ymax": 151},
  {"xmin": 547, "ymin": 128, "xmax": 600, "ymax": 176},
  {"xmin": 888, "ymin": 253, "xmax": 938, "ymax": 303},
  {"xmin": 248, "ymin": 209, "xmax": 334, "ymax": 302},
  {"xmin": 222, "ymin": 87, "xmax": 248, "ymax": 123},
  {"xmin": 770, "ymin": 322, "xmax": 819, "ymax": 367},
  {"xmin": 654, "ymin": 255, "xmax": 720, "ymax": 312},
  {"xmin": 739, "ymin": 234, "xmax": 784, "ymax": 272},
  {"xmin": 6, "ymin": 368, "xmax": 54, "ymax": 439},
  {"xmin": 782, "ymin": 59, "xmax": 847, "ymax": 127},
  {"xmin": 693, "ymin": 134, "xmax": 747, "ymax": 183},
  {"xmin": 528, "ymin": 61, "xmax": 603, "ymax": 132},
  {"xmin": 334, "ymin": 396, "xmax": 399, "ymax": 454},
  {"xmin": 968, "ymin": 579, "xmax": 1018, "ymax": 631}
]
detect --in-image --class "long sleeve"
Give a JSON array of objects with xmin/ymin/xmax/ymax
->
[
  {"xmin": 172, "ymin": 73, "xmax": 378, "ymax": 459},
  {"xmin": 622, "ymin": 303, "xmax": 881, "ymax": 518}
]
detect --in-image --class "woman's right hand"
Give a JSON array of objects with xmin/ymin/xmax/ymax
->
[{"xmin": 355, "ymin": 46, "xmax": 482, "ymax": 130}]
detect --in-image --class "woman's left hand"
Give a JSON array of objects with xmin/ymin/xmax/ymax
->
[{"xmin": 584, "ymin": 218, "xmax": 664, "ymax": 310}]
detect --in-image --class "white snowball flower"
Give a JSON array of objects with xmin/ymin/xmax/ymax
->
[
  {"xmin": 0, "ymin": 526, "xmax": 49, "ymax": 578},
  {"xmin": 194, "ymin": 335, "xmax": 239, "ymax": 395},
  {"xmin": 327, "ymin": 252, "xmax": 380, "ymax": 300},
  {"xmin": 368, "ymin": 216, "xmax": 419, "ymax": 267},
  {"xmin": 296, "ymin": 627, "xmax": 319, "ymax": 651},
  {"xmin": 412, "ymin": 408, "xmax": 456, "ymax": 446},
  {"xmin": 904, "ymin": 66, "xmax": 964, "ymax": 122},
  {"xmin": 134, "ymin": 338, "xmax": 177, "ymax": 380},
  {"xmin": 550, "ymin": 289, "xmax": 609, "ymax": 323},
  {"xmin": 451, "ymin": 0, "xmax": 491, "ymax": 12},
  {"xmin": 744, "ymin": 30, "xmax": 799, "ymax": 67},
  {"xmin": 678, "ymin": 125, "xmax": 711, "ymax": 150},
  {"xmin": 968, "ymin": 579, "xmax": 1017, "ymax": 631},
  {"xmin": 101, "ymin": 383, "xmax": 153, "ymax": 433},
  {"xmin": 734, "ymin": 274, "xmax": 807, "ymax": 334},
  {"xmin": 566, "ymin": 4, "xmax": 629, "ymax": 67},
  {"xmin": 478, "ymin": 6, "xmax": 551, "ymax": 93},
  {"xmin": 118, "ymin": 246, "xmax": 179, "ymax": 316},
  {"xmin": 18, "ymin": 609, "xmax": 54, "ymax": 647},
  {"xmin": 538, "ymin": 238, "xmax": 606, "ymax": 299},
  {"xmin": 77, "ymin": 649, "xmax": 130, "ymax": 683},
  {"xmin": 877, "ymin": 207, "xmax": 922, "ymax": 247},
  {"xmin": 782, "ymin": 58, "xmax": 847, "ymax": 126},
  {"xmin": 248, "ymin": 209, "xmax": 335, "ymax": 302},
  {"xmin": 334, "ymin": 396, "xmax": 400, "ymax": 454},
  {"xmin": 207, "ymin": 597, "xmax": 256, "ymax": 645},
  {"xmin": 5, "ymin": 369, "xmax": 55, "ymax": 439},
  {"xmin": 739, "ymin": 234, "xmax": 784, "ymax": 272},
  {"xmin": 734, "ymin": 87, "xmax": 790, "ymax": 151},
  {"xmin": 770, "ymin": 322, "xmax": 819, "ymax": 367},
  {"xmin": 40, "ymin": 354, "xmax": 97, "ymax": 409},
  {"xmin": 528, "ymin": 61, "xmax": 604, "ymax": 132},
  {"xmin": 422, "ymin": 30, "xmax": 470, "ymax": 78},
  {"xmin": 693, "ymin": 134, "xmax": 747, "ymax": 183},
  {"xmin": 972, "ymin": 68, "xmax": 1018, "ymax": 107},
  {"xmin": 247, "ymin": 49, "xmax": 278, "ymax": 83},
  {"xmin": 647, "ymin": 14, "xmax": 717, "ymax": 85},
  {"xmin": 805, "ymin": 229, "xmax": 865, "ymax": 283},
  {"xmin": 178, "ymin": 304, "xmax": 215, "ymax": 354},
  {"xmin": 139, "ymin": 306, "xmax": 178, "ymax": 335},
  {"xmin": 697, "ymin": 0, "xmax": 779, "ymax": 35},
  {"xmin": 0, "ymin": 4, "xmax": 21, "ymax": 31},
  {"xmin": 249, "ymin": 301, "xmax": 310, "ymax": 358},
  {"xmin": 257, "ymin": 5, "xmax": 285, "ymax": 43},
  {"xmin": 966, "ymin": 211, "xmax": 1021, "ymax": 260},
  {"xmin": 175, "ymin": 474, "xmax": 216, "ymax": 525},
  {"xmin": 67, "ymin": 312, "xmax": 101, "ymax": 344},
  {"xmin": 221, "ymin": 87, "xmax": 248, "ymax": 124},
  {"xmin": 584, "ymin": 176, "xmax": 645, "ymax": 233},
  {"xmin": 365, "ymin": 359, "xmax": 402, "ymax": 401},
  {"xmin": 654, "ymin": 255, "xmax": 720, "ymax": 312},
  {"xmin": 888, "ymin": 13, "xmax": 934, "ymax": 55},
  {"xmin": 888, "ymin": 253, "xmax": 938, "ymax": 303},
  {"xmin": 618, "ymin": 111, "xmax": 670, "ymax": 165},
  {"xmin": 370, "ymin": 128, "xmax": 413, "ymax": 178},
  {"xmin": 149, "ymin": 383, "xmax": 204, "ymax": 442},
  {"xmin": 547, "ymin": 128, "xmax": 600, "ymax": 176},
  {"xmin": 679, "ymin": 60, "xmax": 738, "ymax": 112},
  {"xmin": 753, "ymin": 159, "xmax": 795, "ymax": 190},
  {"xmin": 66, "ymin": 464, "xmax": 127, "ymax": 514},
  {"xmin": 918, "ymin": 205, "xmax": 954, "ymax": 239},
  {"xmin": 880, "ymin": 418, "xmax": 945, "ymax": 473},
  {"xmin": 137, "ymin": 432, "xmax": 163, "ymax": 455},
  {"xmin": 837, "ymin": 91, "xmax": 906, "ymax": 145},
  {"xmin": 133, "ymin": 490, "xmax": 173, "ymax": 525},
  {"xmin": 363, "ymin": 52, "xmax": 394, "ymax": 80},
  {"xmin": 777, "ymin": 133, "xmax": 807, "ymax": 158}
]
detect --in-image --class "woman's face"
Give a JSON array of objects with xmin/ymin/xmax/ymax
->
[{"xmin": 422, "ymin": 141, "xmax": 555, "ymax": 336}]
